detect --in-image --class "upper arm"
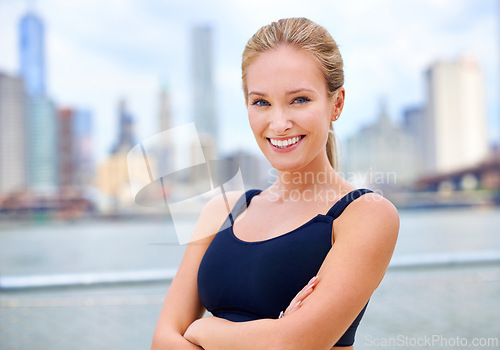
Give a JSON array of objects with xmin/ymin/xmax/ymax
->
[
  {"xmin": 151, "ymin": 191, "xmax": 244, "ymax": 340},
  {"xmin": 277, "ymin": 193, "xmax": 399, "ymax": 349}
]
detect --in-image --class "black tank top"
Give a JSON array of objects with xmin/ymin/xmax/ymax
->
[{"xmin": 197, "ymin": 188, "xmax": 373, "ymax": 347}]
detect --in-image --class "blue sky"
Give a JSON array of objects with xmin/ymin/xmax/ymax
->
[{"xmin": 0, "ymin": 0, "xmax": 498, "ymax": 162}]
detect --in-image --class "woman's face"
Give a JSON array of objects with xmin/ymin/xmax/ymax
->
[{"xmin": 246, "ymin": 44, "xmax": 343, "ymax": 172}]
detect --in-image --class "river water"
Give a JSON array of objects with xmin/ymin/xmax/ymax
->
[{"xmin": 0, "ymin": 206, "xmax": 499, "ymax": 278}]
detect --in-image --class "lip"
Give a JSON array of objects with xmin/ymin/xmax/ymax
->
[{"xmin": 266, "ymin": 135, "xmax": 305, "ymax": 153}]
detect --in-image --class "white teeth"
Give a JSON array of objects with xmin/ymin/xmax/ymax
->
[{"xmin": 269, "ymin": 136, "xmax": 303, "ymax": 149}]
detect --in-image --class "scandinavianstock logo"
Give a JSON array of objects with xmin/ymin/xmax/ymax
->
[{"xmin": 127, "ymin": 123, "xmax": 246, "ymax": 245}]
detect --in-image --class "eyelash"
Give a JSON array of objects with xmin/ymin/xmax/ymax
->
[
  {"xmin": 250, "ymin": 96, "xmax": 311, "ymax": 107},
  {"xmin": 251, "ymin": 99, "xmax": 269, "ymax": 107},
  {"xmin": 293, "ymin": 96, "xmax": 311, "ymax": 104}
]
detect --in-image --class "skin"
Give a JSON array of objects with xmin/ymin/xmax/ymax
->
[{"xmin": 151, "ymin": 44, "xmax": 399, "ymax": 350}]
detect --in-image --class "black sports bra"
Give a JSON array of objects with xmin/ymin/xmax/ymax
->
[{"xmin": 197, "ymin": 188, "xmax": 373, "ymax": 347}]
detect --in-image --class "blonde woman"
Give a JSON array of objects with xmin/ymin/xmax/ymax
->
[{"xmin": 151, "ymin": 17, "xmax": 399, "ymax": 350}]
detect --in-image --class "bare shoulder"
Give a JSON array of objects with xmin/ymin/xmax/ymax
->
[
  {"xmin": 194, "ymin": 191, "xmax": 245, "ymax": 239},
  {"xmin": 334, "ymin": 191, "xmax": 399, "ymax": 244},
  {"xmin": 184, "ymin": 190, "xmax": 245, "ymax": 248},
  {"xmin": 203, "ymin": 190, "xmax": 245, "ymax": 217},
  {"xmin": 355, "ymin": 191, "xmax": 399, "ymax": 223}
]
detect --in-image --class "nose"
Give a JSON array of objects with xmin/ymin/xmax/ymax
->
[{"xmin": 269, "ymin": 107, "xmax": 292, "ymax": 135}]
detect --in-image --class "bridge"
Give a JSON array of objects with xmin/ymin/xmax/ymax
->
[{"xmin": 415, "ymin": 153, "xmax": 500, "ymax": 192}]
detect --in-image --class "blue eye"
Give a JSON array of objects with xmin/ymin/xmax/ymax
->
[
  {"xmin": 294, "ymin": 97, "xmax": 311, "ymax": 104},
  {"xmin": 252, "ymin": 99, "xmax": 270, "ymax": 107}
]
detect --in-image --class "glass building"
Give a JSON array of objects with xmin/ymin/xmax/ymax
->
[
  {"xmin": 19, "ymin": 11, "xmax": 45, "ymax": 97},
  {"xmin": 19, "ymin": 10, "xmax": 58, "ymax": 193}
]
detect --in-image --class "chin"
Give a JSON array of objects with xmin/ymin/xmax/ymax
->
[{"xmin": 266, "ymin": 156, "xmax": 307, "ymax": 172}]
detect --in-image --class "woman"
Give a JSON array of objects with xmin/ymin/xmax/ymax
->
[{"xmin": 151, "ymin": 18, "xmax": 399, "ymax": 349}]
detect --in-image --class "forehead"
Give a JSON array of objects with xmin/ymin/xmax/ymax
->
[{"xmin": 246, "ymin": 45, "xmax": 326, "ymax": 94}]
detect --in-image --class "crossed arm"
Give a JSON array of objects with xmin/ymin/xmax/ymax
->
[{"xmin": 151, "ymin": 192, "xmax": 399, "ymax": 350}]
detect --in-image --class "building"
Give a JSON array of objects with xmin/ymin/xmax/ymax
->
[
  {"xmin": 403, "ymin": 106, "xmax": 425, "ymax": 152},
  {"xmin": 95, "ymin": 100, "xmax": 138, "ymax": 212},
  {"xmin": 111, "ymin": 99, "xmax": 136, "ymax": 154},
  {"xmin": 191, "ymin": 25, "xmax": 217, "ymax": 159},
  {"xmin": 19, "ymin": 10, "xmax": 45, "ymax": 96},
  {"xmin": 58, "ymin": 108, "xmax": 74, "ymax": 189},
  {"xmin": 96, "ymin": 151, "xmax": 145, "ymax": 213},
  {"xmin": 159, "ymin": 84, "xmax": 172, "ymax": 132},
  {"xmin": 222, "ymin": 150, "xmax": 272, "ymax": 189},
  {"xmin": 425, "ymin": 57, "xmax": 488, "ymax": 173},
  {"xmin": 27, "ymin": 95, "xmax": 58, "ymax": 193},
  {"xmin": 157, "ymin": 85, "xmax": 175, "ymax": 178},
  {"xmin": 19, "ymin": 9, "xmax": 58, "ymax": 194},
  {"xmin": 73, "ymin": 109, "xmax": 94, "ymax": 188},
  {"xmin": 58, "ymin": 108, "xmax": 94, "ymax": 190},
  {"xmin": 0, "ymin": 73, "xmax": 27, "ymax": 195},
  {"xmin": 344, "ymin": 103, "xmax": 420, "ymax": 189}
]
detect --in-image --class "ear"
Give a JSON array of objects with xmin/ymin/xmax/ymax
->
[{"xmin": 330, "ymin": 87, "xmax": 345, "ymax": 121}]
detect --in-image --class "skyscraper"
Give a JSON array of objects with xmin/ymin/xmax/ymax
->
[
  {"xmin": 425, "ymin": 57, "xmax": 488, "ymax": 173},
  {"xmin": 18, "ymin": 9, "xmax": 58, "ymax": 194},
  {"xmin": 58, "ymin": 108, "xmax": 74, "ymax": 189},
  {"xmin": 27, "ymin": 95, "xmax": 58, "ymax": 192},
  {"xmin": 0, "ymin": 73, "xmax": 27, "ymax": 195},
  {"xmin": 19, "ymin": 11, "xmax": 45, "ymax": 96},
  {"xmin": 157, "ymin": 85, "xmax": 175, "ymax": 177},
  {"xmin": 58, "ymin": 108, "xmax": 94, "ymax": 189},
  {"xmin": 191, "ymin": 25, "xmax": 217, "ymax": 160},
  {"xmin": 159, "ymin": 84, "xmax": 172, "ymax": 132},
  {"xmin": 403, "ymin": 105, "xmax": 426, "ymax": 172},
  {"xmin": 73, "ymin": 109, "xmax": 94, "ymax": 188},
  {"xmin": 111, "ymin": 99, "xmax": 136, "ymax": 154}
]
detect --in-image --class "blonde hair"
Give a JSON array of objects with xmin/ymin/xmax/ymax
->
[{"xmin": 241, "ymin": 17, "xmax": 343, "ymax": 169}]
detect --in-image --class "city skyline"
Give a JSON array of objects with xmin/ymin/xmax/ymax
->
[{"xmin": 0, "ymin": 0, "xmax": 498, "ymax": 164}]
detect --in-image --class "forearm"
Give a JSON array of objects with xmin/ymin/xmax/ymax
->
[
  {"xmin": 186, "ymin": 316, "xmax": 285, "ymax": 350},
  {"xmin": 151, "ymin": 329, "xmax": 203, "ymax": 350}
]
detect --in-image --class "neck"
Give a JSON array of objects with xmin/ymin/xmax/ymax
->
[{"xmin": 270, "ymin": 154, "xmax": 343, "ymax": 201}]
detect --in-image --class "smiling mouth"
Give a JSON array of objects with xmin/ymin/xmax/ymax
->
[{"xmin": 267, "ymin": 135, "xmax": 305, "ymax": 149}]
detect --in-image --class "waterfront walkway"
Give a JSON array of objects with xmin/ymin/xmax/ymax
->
[{"xmin": 1, "ymin": 264, "xmax": 499, "ymax": 350}]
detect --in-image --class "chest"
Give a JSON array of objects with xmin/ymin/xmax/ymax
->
[
  {"xmin": 233, "ymin": 200, "xmax": 334, "ymax": 242},
  {"xmin": 197, "ymin": 216, "xmax": 334, "ymax": 319}
]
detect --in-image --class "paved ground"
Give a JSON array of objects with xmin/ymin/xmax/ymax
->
[
  {"xmin": 1, "ymin": 264, "xmax": 499, "ymax": 350},
  {"xmin": 357, "ymin": 264, "xmax": 500, "ymax": 349}
]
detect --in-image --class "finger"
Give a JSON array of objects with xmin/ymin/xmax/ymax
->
[
  {"xmin": 288, "ymin": 300, "xmax": 302, "ymax": 315},
  {"xmin": 284, "ymin": 300, "xmax": 302, "ymax": 317},
  {"xmin": 285, "ymin": 278, "xmax": 318, "ymax": 314},
  {"xmin": 292, "ymin": 276, "xmax": 318, "ymax": 301},
  {"xmin": 296, "ymin": 276, "xmax": 318, "ymax": 299},
  {"xmin": 294, "ymin": 283, "xmax": 315, "ymax": 306},
  {"xmin": 286, "ymin": 277, "xmax": 318, "ymax": 311}
]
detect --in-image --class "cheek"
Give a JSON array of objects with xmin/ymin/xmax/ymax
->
[
  {"xmin": 248, "ymin": 113, "xmax": 264, "ymax": 138},
  {"xmin": 301, "ymin": 107, "xmax": 330, "ymax": 131},
  {"xmin": 301, "ymin": 108, "xmax": 331, "ymax": 144}
]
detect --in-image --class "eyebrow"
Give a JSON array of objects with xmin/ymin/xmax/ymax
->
[{"xmin": 248, "ymin": 88, "xmax": 315, "ymax": 97}]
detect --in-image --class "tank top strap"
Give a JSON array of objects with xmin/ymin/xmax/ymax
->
[
  {"xmin": 227, "ymin": 189, "xmax": 263, "ymax": 225},
  {"xmin": 244, "ymin": 189, "xmax": 263, "ymax": 206},
  {"xmin": 326, "ymin": 188, "xmax": 373, "ymax": 219}
]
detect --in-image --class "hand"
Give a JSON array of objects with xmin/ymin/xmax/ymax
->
[
  {"xmin": 184, "ymin": 316, "xmax": 222, "ymax": 348},
  {"xmin": 280, "ymin": 276, "xmax": 318, "ymax": 318},
  {"xmin": 184, "ymin": 317, "xmax": 204, "ymax": 347}
]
